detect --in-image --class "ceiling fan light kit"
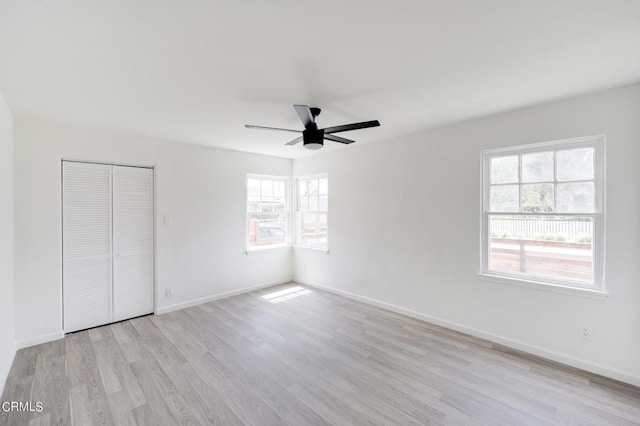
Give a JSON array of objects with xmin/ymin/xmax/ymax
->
[
  {"xmin": 303, "ymin": 128, "xmax": 324, "ymax": 150},
  {"xmin": 245, "ymin": 105, "xmax": 380, "ymax": 150}
]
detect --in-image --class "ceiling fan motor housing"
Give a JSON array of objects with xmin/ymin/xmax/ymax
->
[{"xmin": 303, "ymin": 128, "xmax": 324, "ymax": 150}]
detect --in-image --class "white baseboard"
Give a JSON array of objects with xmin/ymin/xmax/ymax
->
[
  {"xmin": 13, "ymin": 280, "xmax": 292, "ymax": 350},
  {"xmin": 0, "ymin": 341, "xmax": 16, "ymax": 397},
  {"xmin": 155, "ymin": 278, "xmax": 293, "ymax": 315},
  {"xmin": 299, "ymin": 280, "xmax": 640, "ymax": 387},
  {"xmin": 16, "ymin": 331, "xmax": 65, "ymax": 350}
]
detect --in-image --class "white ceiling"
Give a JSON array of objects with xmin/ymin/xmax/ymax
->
[{"xmin": 1, "ymin": 1, "xmax": 639, "ymax": 159}]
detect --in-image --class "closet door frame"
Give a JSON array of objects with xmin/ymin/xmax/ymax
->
[{"xmin": 61, "ymin": 159, "xmax": 156, "ymax": 333}]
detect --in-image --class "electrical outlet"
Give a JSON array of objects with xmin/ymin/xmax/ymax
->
[
  {"xmin": 580, "ymin": 326, "xmax": 593, "ymax": 341},
  {"xmin": 166, "ymin": 287, "xmax": 174, "ymax": 297}
]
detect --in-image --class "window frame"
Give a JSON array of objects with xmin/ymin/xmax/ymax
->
[
  {"xmin": 295, "ymin": 173, "xmax": 329, "ymax": 252},
  {"xmin": 246, "ymin": 173, "xmax": 291, "ymax": 252},
  {"xmin": 480, "ymin": 135, "xmax": 606, "ymax": 293}
]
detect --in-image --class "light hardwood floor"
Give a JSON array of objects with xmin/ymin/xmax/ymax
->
[{"xmin": 2, "ymin": 283, "xmax": 640, "ymax": 425}]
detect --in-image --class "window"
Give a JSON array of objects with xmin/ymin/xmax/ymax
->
[
  {"xmin": 296, "ymin": 175, "xmax": 328, "ymax": 250},
  {"xmin": 247, "ymin": 175, "xmax": 289, "ymax": 250},
  {"xmin": 481, "ymin": 136, "xmax": 604, "ymax": 291}
]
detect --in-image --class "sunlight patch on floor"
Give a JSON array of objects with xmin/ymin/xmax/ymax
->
[{"xmin": 262, "ymin": 286, "xmax": 312, "ymax": 304}]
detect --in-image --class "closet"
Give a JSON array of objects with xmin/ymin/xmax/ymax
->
[{"xmin": 62, "ymin": 161, "xmax": 154, "ymax": 333}]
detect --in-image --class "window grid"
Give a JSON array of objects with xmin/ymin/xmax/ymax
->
[
  {"xmin": 481, "ymin": 136, "xmax": 604, "ymax": 291},
  {"xmin": 489, "ymin": 151, "xmax": 596, "ymax": 214},
  {"xmin": 247, "ymin": 175, "xmax": 289, "ymax": 251},
  {"xmin": 296, "ymin": 175, "xmax": 328, "ymax": 250}
]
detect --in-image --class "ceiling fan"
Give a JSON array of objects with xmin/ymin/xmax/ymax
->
[{"xmin": 245, "ymin": 105, "xmax": 380, "ymax": 150}]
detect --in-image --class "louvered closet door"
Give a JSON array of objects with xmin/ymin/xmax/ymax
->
[
  {"xmin": 112, "ymin": 166, "xmax": 154, "ymax": 322},
  {"xmin": 63, "ymin": 162, "xmax": 113, "ymax": 332}
]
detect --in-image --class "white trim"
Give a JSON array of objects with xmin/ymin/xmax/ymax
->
[
  {"xmin": 246, "ymin": 172, "xmax": 289, "ymax": 180},
  {"xmin": 155, "ymin": 278, "xmax": 292, "ymax": 315},
  {"xmin": 292, "ymin": 172, "xmax": 328, "ymax": 180},
  {"xmin": 16, "ymin": 331, "xmax": 65, "ymax": 350},
  {"xmin": 486, "ymin": 211, "xmax": 598, "ymax": 217},
  {"xmin": 152, "ymin": 164, "xmax": 158, "ymax": 327},
  {"xmin": 13, "ymin": 279, "xmax": 292, "ymax": 350},
  {"xmin": 0, "ymin": 341, "xmax": 16, "ymax": 396},
  {"xmin": 481, "ymin": 134, "xmax": 605, "ymax": 156},
  {"xmin": 245, "ymin": 245, "xmax": 291, "ymax": 255},
  {"xmin": 59, "ymin": 160, "xmax": 64, "ymax": 332},
  {"xmin": 61, "ymin": 158, "xmax": 155, "ymax": 170},
  {"xmin": 294, "ymin": 246, "xmax": 330, "ymax": 254},
  {"xmin": 477, "ymin": 273, "xmax": 608, "ymax": 299},
  {"xmin": 298, "ymin": 279, "xmax": 640, "ymax": 387}
]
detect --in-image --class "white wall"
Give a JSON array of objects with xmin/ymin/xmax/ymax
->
[
  {"xmin": 10, "ymin": 84, "xmax": 640, "ymax": 386},
  {"xmin": 13, "ymin": 118, "xmax": 293, "ymax": 346},
  {"xmin": 293, "ymin": 83, "xmax": 640, "ymax": 385},
  {"xmin": 0, "ymin": 91, "xmax": 15, "ymax": 395}
]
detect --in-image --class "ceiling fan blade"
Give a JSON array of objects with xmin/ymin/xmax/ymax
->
[
  {"xmin": 245, "ymin": 124, "xmax": 301, "ymax": 134},
  {"xmin": 324, "ymin": 134, "xmax": 355, "ymax": 144},
  {"xmin": 294, "ymin": 105, "xmax": 314, "ymax": 128},
  {"xmin": 285, "ymin": 136, "xmax": 303, "ymax": 146},
  {"xmin": 322, "ymin": 120, "xmax": 380, "ymax": 134}
]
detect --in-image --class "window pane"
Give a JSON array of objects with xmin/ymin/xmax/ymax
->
[
  {"xmin": 297, "ymin": 176, "xmax": 328, "ymax": 249},
  {"xmin": 273, "ymin": 198, "xmax": 285, "ymax": 213},
  {"xmin": 319, "ymin": 178, "xmax": 328, "ymax": 195},
  {"xmin": 248, "ymin": 213, "xmax": 286, "ymax": 247},
  {"xmin": 522, "ymin": 152, "xmax": 553, "ymax": 183},
  {"xmin": 491, "ymin": 156, "xmax": 518, "ymax": 184},
  {"xmin": 299, "ymin": 195, "xmax": 309, "ymax": 212},
  {"xmin": 248, "ymin": 176, "xmax": 288, "ymax": 249},
  {"xmin": 273, "ymin": 196, "xmax": 285, "ymax": 212},
  {"xmin": 522, "ymin": 183, "xmax": 554, "ymax": 213},
  {"xmin": 305, "ymin": 179, "xmax": 318, "ymax": 197},
  {"xmin": 299, "ymin": 212, "xmax": 328, "ymax": 249},
  {"xmin": 248, "ymin": 201, "xmax": 260, "ymax": 213},
  {"xmin": 490, "ymin": 185, "xmax": 519, "ymax": 212},
  {"xmin": 489, "ymin": 215, "xmax": 593, "ymax": 283},
  {"xmin": 319, "ymin": 195, "xmax": 328, "ymax": 212},
  {"xmin": 248, "ymin": 178, "xmax": 260, "ymax": 199},
  {"xmin": 274, "ymin": 181, "xmax": 285, "ymax": 197},
  {"xmin": 556, "ymin": 148, "xmax": 594, "ymax": 181},
  {"xmin": 309, "ymin": 194, "xmax": 318, "ymax": 211},
  {"xmin": 261, "ymin": 180, "xmax": 273, "ymax": 200},
  {"xmin": 261, "ymin": 199, "xmax": 284, "ymax": 213},
  {"xmin": 557, "ymin": 182, "xmax": 595, "ymax": 213}
]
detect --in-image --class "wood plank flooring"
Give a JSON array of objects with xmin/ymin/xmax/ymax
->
[{"xmin": 2, "ymin": 283, "xmax": 640, "ymax": 425}]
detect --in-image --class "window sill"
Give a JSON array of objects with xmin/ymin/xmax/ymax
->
[
  {"xmin": 294, "ymin": 246, "xmax": 329, "ymax": 254},
  {"xmin": 477, "ymin": 272, "xmax": 608, "ymax": 299},
  {"xmin": 245, "ymin": 245, "xmax": 291, "ymax": 255}
]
